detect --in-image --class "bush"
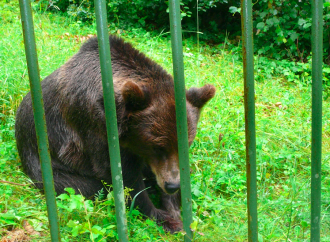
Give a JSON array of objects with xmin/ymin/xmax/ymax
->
[
  {"xmin": 249, "ymin": 0, "xmax": 329, "ymax": 64},
  {"xmin": 35, "ymin": 0, "xmax": 329, "ymax": 64},
  {"xmin": 34, "ymin": 0, "xmax": 241, "ymax": 42}
]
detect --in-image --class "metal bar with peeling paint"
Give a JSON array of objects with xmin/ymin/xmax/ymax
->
[
  {"xmin": 311, "ymin": 0, "xmax": 323, "ymax": 241},
  {"xmin": 94, "ymin": 0, "xmax": 129, "ymax": 241},
  {"xmin": 168, "ymin": 0, "xmax": 193, "ymax": 241},
  {"xmin": 18, "ymin": 0, "xmax": 61, "ymax": 241},
  {"xmin": 241, "ymin": 0, "xmax": 258, "ymax": 241}
]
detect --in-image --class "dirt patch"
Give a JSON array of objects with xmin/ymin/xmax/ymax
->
[{"xmin": 1, "ymin": 220, "xmax": 41, "ymax": 242}]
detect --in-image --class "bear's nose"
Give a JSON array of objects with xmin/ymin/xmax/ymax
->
[{"xmin": 164, "ymin": 182, "xmax": 180, "ymax": 194}]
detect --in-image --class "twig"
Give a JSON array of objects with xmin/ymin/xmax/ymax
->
[{"xmin": 0, "ymin": 180, "xmax": 30, "ymax": 186}]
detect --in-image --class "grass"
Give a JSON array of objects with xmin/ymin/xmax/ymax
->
[{"xmin": 1, "ymin": 1, "xmax": 330, "ymax": 241}]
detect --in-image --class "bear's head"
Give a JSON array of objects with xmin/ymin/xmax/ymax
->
[{"xmin": 120, "ymin": 81, "xmax": 215, "ymax": 194}]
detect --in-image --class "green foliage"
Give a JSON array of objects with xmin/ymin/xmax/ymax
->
[
  {"xmin": 33, "ymin": 0, "xmax": 241, "ymax": 42},
  {"xmin": 250, "ymin": 0, "xmax": 329, "ymax": 63},
  {"xmin": 57, "ymin": 188, "xmax": 118, "ymax": 241},
  {"xmin": 255, "ymin": 56, "xmax": 330, "ymax": 99},
  {"xmin": 36, "ymin": 0, "xmax": 330, "ymax": 65},
  {"xmin": 35, "ymin": 0, "xmax": 168, "ymax": 28},
  {"xmin": 35, "ymin": 0, "xmax": 231, "ymax": 24}
]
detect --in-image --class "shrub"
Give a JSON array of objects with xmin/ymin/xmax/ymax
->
[
  {"xmin": 35, "ymin": 0, "xmax": 330, "ymax": 64},
  {"xmin": 34, "ymin": 0, "xmax": 241, "ymax": 42},
  {"xmin": 241, "ymin": 0, "xmax": 329, "ymax": 63}
]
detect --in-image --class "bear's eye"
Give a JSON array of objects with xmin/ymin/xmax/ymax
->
[{"xmin": 153, "ymin": 147, "xmax": 167, "ymax": 160}]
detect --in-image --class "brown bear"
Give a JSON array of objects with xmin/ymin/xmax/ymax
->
[{"xmin": 15, "ymin": 35, "xmax": 215, "ymax": 232}]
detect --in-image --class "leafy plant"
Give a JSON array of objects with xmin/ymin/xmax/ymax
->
[
  {"xmin": 57, "ymin": 188, "xmax": 118, "ymax": 241},
  {"xmin": 231, "ymin": 0, "xmax": 330, "ymax": 64},
  {"xmin": 33, "ymin": 0, "xmax": 242, "ymax": 43}
]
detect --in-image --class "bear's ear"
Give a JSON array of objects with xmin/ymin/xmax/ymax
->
[
  {"xmin": 122, "ymin": 81, "xmax": 150, "ymax": 112},
  {"xmin": 186, "ymin": 84, "xmax": 216, "ymax": 108}
]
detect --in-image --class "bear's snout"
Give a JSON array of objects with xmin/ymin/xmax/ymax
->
[{"xmin": 164, "ymin": 182, "xmax": 180, "ymax": 194}]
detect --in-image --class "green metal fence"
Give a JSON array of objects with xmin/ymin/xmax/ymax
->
[
  {"xmin": 168, "ymin": 0, "xmax": 193, "ymax": 240},
  {"xmin": 310, "ymin": 0, "xmax": 323, "ymax": 241},
  {"xmin": 18, "ymin": 0, "xmax": 323, "ymax": 241},
  {"xmin": 240, "ymin": 0, "xmax": 323, "ymax": 241},
  {"xmin": 19, "ymin": 0, "xmax": 60, "ymax": 241},
  {"xmin": 93, "ymin": 0, "xmax": 128, "ymax": 241},
  {"xmin": 241, "ymin": 0, "xmax": 258, "ymax": 240}
]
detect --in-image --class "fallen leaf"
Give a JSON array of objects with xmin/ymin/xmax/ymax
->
[
  {"xmin": 0, "ymin": 229, "xmax": 30, "ymax": 242},
  {"xmin": 219, "ymin": 133, "xmax": 224, "ymax": 142},
  {"xmin": 22, "ymin": 220, "xmax": 40, "ymax": 236}
]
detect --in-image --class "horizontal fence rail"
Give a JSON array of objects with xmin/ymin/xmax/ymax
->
[
  {"xmin": 18, "ymin": 0, "xmax": 61, "ymax": 241},
  {"xmin": 241, "ymin": 0, "xmax": 258, "ymax": 241},
  {"xmin": 94, "ymin": 0, "xmax": 129, "ymax": 241},
  {"xmin": 311, "ymin": 0, "xmax": 323, "ymax": 241},
  {"xmin": 168, "ymin": 0, "xmax": 193, "ymax": 241}
]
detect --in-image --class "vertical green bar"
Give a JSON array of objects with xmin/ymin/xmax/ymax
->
[
  {"xmin": 94, "ymin": 1, "xmax": 128, "ymax": 241},
  {"xmin": 18, "ymin": 0, "xmax": 61, "ymax": 241},
  {"xmin": 241, "ymin": 0, "xmax": 258, "ymax": 241},
  {"xmin": 168, "ymin": 0, "xmax": 193, "ymax": 241},
  {"xmin": 311, "ymin": 0, "xmax": 323, "ymax": 241}
]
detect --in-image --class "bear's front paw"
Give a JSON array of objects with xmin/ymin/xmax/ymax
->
[
  {"xmin": 161, "ymin": 215, "xmax": 183, "ymax": 233},
  {"xmin": 152, "ymin": 209, "xmax": 183, "ymax": 233}
]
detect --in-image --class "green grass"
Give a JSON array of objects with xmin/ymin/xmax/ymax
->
[{"xmin": 1, "ymin": 1, "xmax": 330, "ymax": 241}]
